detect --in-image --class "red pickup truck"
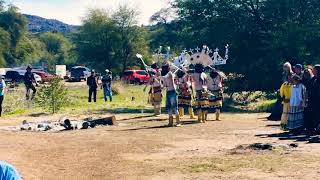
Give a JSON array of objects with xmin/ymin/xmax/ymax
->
[{"xmin": 122, "ymin": 70, "xmax": 150, "ymax": 84}]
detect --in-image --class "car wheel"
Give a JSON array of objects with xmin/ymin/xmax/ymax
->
[{"xmin": 135, "ymin": 78, "xmax": 141, "ymax": 84}]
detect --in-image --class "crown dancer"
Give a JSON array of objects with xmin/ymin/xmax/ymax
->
[
  {"xmin": 144, "ymin": 63, "xmax": 163, "ymax": 116},
  {"xmin": 176, "ymin": 70, "xmax": 195, "ymax": 119},
  {"xmin": 191, "ymin": 64, "xmax": 209, "ymax": 123},
  {"xmin": 207, "ymin": 69, "xmax": 225, "ymax": 121}
]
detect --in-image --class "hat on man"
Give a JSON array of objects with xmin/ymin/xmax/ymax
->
[
  {"xmin": 295, "ymin": 64, "xmax": 303, "ymax": 70},
  {"xmin": 91, "ymin": 69, "xmax": 95, "ymax": 73},
  {"xmin": 26, "ymin": 65, "xmax": 32, "ymax": 70}
]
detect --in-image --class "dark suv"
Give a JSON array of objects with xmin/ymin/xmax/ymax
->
[
  {"xmin": 69, "ymin": 66, "xmax": 90, "ymax": 82},
  {"xmin": 5, "ymin": 70, "xmax": 24, "ymax": 83}
]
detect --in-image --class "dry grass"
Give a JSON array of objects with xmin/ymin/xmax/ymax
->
[
  {"xmin": 111, "ymin": 81, "xmax": 124, "ymax": 95},
  {"xmin": 187, "ymin": 151, "xmax": 319, "ymax": 174}
]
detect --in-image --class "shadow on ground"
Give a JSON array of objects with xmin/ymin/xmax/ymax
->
[
  {"xmin": 118, "ymin": 119, "xmax": 200, "ymax": 131},
  {"xmin": 256, "ymin": 131, "xmax": 320, "ymax": 144},
  {"xmin": 29, "ymin": 112, "xmax": 50, "ymax": 117}
]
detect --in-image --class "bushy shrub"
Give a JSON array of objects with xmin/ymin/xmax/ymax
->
[
  {"xmin": 111, "ymin": 81, "xmax": 124, "ymax": 95},
  {"xmin": 35, "ymin": 77, "xmax": 68, "ymax": 114}
]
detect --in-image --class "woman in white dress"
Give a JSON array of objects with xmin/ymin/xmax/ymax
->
[{"xmin": 287, "ymin": 74, "xmax": 306, "ymax": 133}]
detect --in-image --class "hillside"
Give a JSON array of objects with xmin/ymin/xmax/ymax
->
[{"xmin": 24, "ymin": 14, "xmax": 77, "ymax": 33}]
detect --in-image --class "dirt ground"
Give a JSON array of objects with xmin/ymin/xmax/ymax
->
[{"xmin": 1, "ymin": 113, "xmax": 320, "ymax": 180}]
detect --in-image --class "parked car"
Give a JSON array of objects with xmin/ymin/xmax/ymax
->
[
  {"xmin": 33, "ymin": 71, "xmax": 54, "ymax": 83},
  {"xmin": 33, "ymin": 74, "xmax": 42, "ymax": 83},
  {"xmin": 122, "ymin": 70, "xmax": 150, "ymax": 84},
  {"xmin": 4, "ymin": 70, "xmax": 41, "ymax": 83},
  {"xmin": 4, "ymin": 70, "xmax": 24, "ymax": 83},
  {"xmin": 69, "ymin": 66, "xmax": 91, "ymax": 82}
]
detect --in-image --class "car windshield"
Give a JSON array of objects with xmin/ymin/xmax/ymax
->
[
  {"xmin": 71, "ymin": 68, "xmax": 86, "ymax": 72},
  {"xmin": 123, "ymin": 71, "xmax": 133, "ymax": 76},
  {"xmin": 6, "ymin": 71, "xmax": 19, "ymax": 76},
  {"xmin": 136, "ymin": 71, "xmax": 148, "ymax": 75}
]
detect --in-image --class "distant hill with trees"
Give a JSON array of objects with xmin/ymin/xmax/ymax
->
[{"xmin": 24, "ymin": 14, "xmax": 77, "ymax": 33}]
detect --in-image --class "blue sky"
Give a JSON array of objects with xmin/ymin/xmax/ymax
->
[{"xmin": 4, "ymin": 0, "xmax": 170, "ymax": 25}]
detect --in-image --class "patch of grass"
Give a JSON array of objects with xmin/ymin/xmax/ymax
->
[
  {"xmin": 223, "ymin": 91, "xmax": 277, "ymax": 113},
  {"xmin": 2, "ymin": 82, "xmax": 153, "ymax": 117},
  {"xmin": 186, "ymin": 152, "xmax": 320, "ymax": 176},
  {"xmin": 188, "ymin": 152, "xmax": 297, "ymax": 173},
  {"xmin": 2, "ymin": 83, "xmax": 278, "ymax": 117},
  {"xmin": 247, "ymin": 99, "xmax": 276, "ymax": 112},
  {"xmin": 5, "ymin": 108, "xmax": 28, "ymax": 116}
]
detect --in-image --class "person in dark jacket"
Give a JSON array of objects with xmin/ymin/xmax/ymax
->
[
  {"xmin": 302, "ymin": 67, "xmax": 315, "ymax": 132},
  {"xmin": 24, "ymin": 65, "xmax": 38, "ymax": 100},
  {"xmin": 310, "ymin": 65, "xmax": 320, "ymax": 131},
  {"xmin": 87, "ymin": 70, "xmax": 98, "ymax": 103}
]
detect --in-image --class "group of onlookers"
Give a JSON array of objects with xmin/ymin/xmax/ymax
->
[
  {"xmin": 0, "ymin": 66, "xmax": 113, "ymax": 117},
  {"xmin": 87, "ymin": 69, "xmax": 113, "ymax": 103},
  {"xmin": 280, "ymin": 62, "xmax": 320, "ymax": 134}
]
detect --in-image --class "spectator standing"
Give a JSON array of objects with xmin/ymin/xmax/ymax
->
[
  {"xmin": 286, "ymin": 75, "xmax": 306, "ymax": 133},
  {"xmin": 282, "ymin": 62, "xmax": 294, "ymax": 83},
  {"xmin": 302, "ymin": 67, "xmax": 315, "ymax": 133},
  {"xmin": 279, "ymin": 76, "xmax": 292, "ymax": 130},
  {"xmin": 310, "ymin": 65, "xmax": 320, "ymax": 131},
  {"xmin": 293, "ymin": 64, "xmax": 304, "ymax": 79},
  {"xmin": 87, "ymin": 70, "xmax": 98, "ymax": 103},
  {"xmin": 0, "ymin": 76, "xmax": 5, "ymax": 117},
  {"xmin": 101, "ymin": 69, "xmax": 113, "ymax": 102},
  {"xmin": 24, "ymin": 65, "xmax": 38, "ymax": 100}
]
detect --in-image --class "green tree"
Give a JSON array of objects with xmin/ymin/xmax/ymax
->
[
  {"xmin": 0, "ymin": 5, "xmax": 27, "ymax": 48},
  {"xmin": 112, "ymin": 4, "xmax": 150, "ymax": 73},
  {"xmin": 35, "ymin": 77, "xmax": 68, "ymax": 114},
  {"xmin": 14, "ymin": 36, "xmax": 44, "ymax": 65},
  {"xmin": 39, "ymin": 32, "xmax": 73, "ymax": 65},
  {"xmin": 74, "ymin": 9, "xmax": 121, "ymax": 72},
  {"xmin": 0, "ymin": 3, "xmax": 38, "ymax": 66},
  {"xmin": 173, "ymin": 0, "xmax": 320, "ymax": 91},
  {"xmin": 0, "ymin": 27, "xmax": 10, "ymax": 66}
]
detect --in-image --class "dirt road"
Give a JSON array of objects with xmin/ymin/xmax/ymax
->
[{"xmin": 1, "ymin": 113, "xmax": 320, "ymax": 180}]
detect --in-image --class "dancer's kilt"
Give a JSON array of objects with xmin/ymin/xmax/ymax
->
[
  {"xmin": 193, "ymin": 90, "xmax": 209, "ymax": 110},
  {"xmin": 178, "ymin": 91, "xmax": 193, "ymax": 108},
  {"xmin": 150, "ymin": 86, "xmax": 162, "ymax": 106},
  {"xmin": 208, "ymin": 90, "xmax": 223, "ymax": 110}
]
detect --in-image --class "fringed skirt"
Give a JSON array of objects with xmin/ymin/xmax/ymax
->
[
  {"xmin": 208, "ymin": 90, "xmax": 223, "ymax": 110},
  {"xmin": 150, "ymin": 86, "xmax": 162, "ymax": 106},
  {"xmin": 178, "ymin": 92, "xmax": 193, "ymax": 108},
  {"xmin": 280, "ymin": 104, "xmax": 289, "ymax": 130},
  {"xmin": 287, "ymin": 106, "xmax": 304, "ymax": 130},
  {"xmin": 193, "ymin": 90, "xmax": 209, "ymax": 110}
]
